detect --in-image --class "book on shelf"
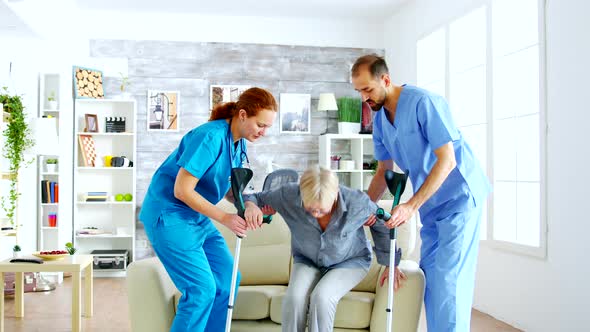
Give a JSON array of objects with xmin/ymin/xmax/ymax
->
[{"xmin": 40, "ymin": 180, "xmax": 59, "ymax": 203}]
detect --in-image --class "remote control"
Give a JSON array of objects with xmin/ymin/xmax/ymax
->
[{"xmin": 10, "ymin": 258, "xmax": 44, "ymax": 264}]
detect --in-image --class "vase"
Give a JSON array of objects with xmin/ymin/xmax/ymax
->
[
  {"xmin": 338, "ymin": 122, "xmax": 361, "ymax": 135},
  {"xmin": 13, "ymin": 251, "xmax": 21, "ymax": 259},
  {"xmin": 46, "ymin": 164, "xmax": 57, "ymax": 173},
  {"xmin": 48, "ymin": 101, "xmax": 58, "ymax": 110}
]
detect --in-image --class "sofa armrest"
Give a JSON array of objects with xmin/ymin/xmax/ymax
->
[
  {"xmin": 127, "ymin": 257, "xmax": 178, "ymax": 332},
  {"xmin": 370, "ymin": 260, "xmax": 425, "ymax": 332}
]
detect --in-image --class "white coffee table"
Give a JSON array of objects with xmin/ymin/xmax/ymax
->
[{"xmin": 0, "ymin": 254, "xmax": 93, "ymax": 332}]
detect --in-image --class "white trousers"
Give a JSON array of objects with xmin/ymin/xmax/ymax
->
[{"xmin": 281, "ymin": 263, "xmax": 368, "ymax": 332}]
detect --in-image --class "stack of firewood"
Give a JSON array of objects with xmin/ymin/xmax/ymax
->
[{"xmin": 75, "ymin": 68, "xmax": 104, "ymax": 99}]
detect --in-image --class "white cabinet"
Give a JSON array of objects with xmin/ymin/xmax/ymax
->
[
  {"xmin": 319, "ymin": 134, "xmax": 374, "ymax": 191},
  {"xmin": 73, "ymin": 99, "xmax": 137, "ymax": 272}
]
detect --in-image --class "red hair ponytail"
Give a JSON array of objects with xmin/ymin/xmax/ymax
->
[{"xmin": 208, "ymin": 87, "xmax": 277, "ymax": 121}]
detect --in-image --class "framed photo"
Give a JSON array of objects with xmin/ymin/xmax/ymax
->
[
  {"xmin": 210, "ymin": 85, "xmax": 251, "ymax": 111},
  {"xmin": 73, "ymin": 66, "xmax": 104, "ymax": 99},
  {"xmin": 84, "ymin": 114, "xmax": 99, "ymax": 133},
  {"xmin": 147, "ymin": 90, "xmax": 179, "ymax": 132},
  {"xmin": 279, "ymin": 93, "xmax": 311, "ymax": 134}
]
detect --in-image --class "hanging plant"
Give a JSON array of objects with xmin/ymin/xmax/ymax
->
[{"xmin": 0, "ymin": 87, "xmax": 33, "ymax": 226}]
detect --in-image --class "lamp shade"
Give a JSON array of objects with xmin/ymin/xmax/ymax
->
[
  {"xmin": 26, "ymin": 117, "xmax": 59, "ymax": 156},
  {"xmin": 317, "ymin": 93, "xmax": 338, "ymax": 111}
]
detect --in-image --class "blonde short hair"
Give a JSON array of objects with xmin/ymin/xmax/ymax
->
[{"xmin": 299, "ymin": 165, "xmax": 339, "ymax": 208}]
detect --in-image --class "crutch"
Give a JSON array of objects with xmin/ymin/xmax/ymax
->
[
  {"xmin": 225, "ymin": 168, "xmax": 298, "ymax": 332},
  {"xmin": 375, "ymin": 169, "xmax": 408, "ymax": 332}
]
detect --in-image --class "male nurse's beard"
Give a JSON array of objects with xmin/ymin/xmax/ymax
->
[{"xmin": 368, "ymin": 100, "xmax": 383, "ymax": 111}]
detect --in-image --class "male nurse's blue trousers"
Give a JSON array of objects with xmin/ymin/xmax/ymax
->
[
  {"xmin": 419, "ymin": 204, "xmax": 482, "ymax": 332},
  {"xmin": 144, "ymin": 213, "xmax": 240, "ymax": 332}
]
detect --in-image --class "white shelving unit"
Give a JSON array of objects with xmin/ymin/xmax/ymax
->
[
  {"xmin": 73, "ymin": 99, "xmax": 137, "ymax": 274},
  {"xmin": 319, "ymin": 134, "xmax": 374, "ymax": 191},
  {"xmin": 37, "ymin": 73, "xmax": 70, "ymax": 253}
]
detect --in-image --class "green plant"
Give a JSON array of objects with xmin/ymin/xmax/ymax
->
[
  {"xmin": 65, "ymin": 242, "xmax": 77, "ymax": 255},
  {"xmin": 119, "ymin": 72, "xmax": 131, "ymax": 92},
  {"xmin": 13, "ymin": 244, "xmax": 21, "ymax": 252},
  {"xmin": 46, "ymin": 158, "xmax": 58, "ymax": 164},
  {"xmin": 0, "ymin": 87, "xmax": 33, "ymax": 226},
  {"xmin": 47, "ymin": 91, "xmax": 56, "ymax": 102},
  {"xmin": 337, "ymin": 97, "xmax": 361, "ymax": 123}
]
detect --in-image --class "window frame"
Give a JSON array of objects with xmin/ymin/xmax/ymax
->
[{"xmin": 415, "ymin": 0, "xmax": 548, "ymax": 258}]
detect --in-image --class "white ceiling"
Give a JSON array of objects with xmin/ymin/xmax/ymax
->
[
  {"xmin": 1, "ymin": 0, "xmax": 412, "ymax": 43},
  {"xmin": 75, "ymin": 0, "xmax": 411, "ymax": 20},
  {"xmin": 0, "ymin": 0, "xmax": 37, "ymax": 38}
]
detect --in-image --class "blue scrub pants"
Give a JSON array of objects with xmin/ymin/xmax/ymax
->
[
  {"xmin": 419, "ymin": 203, "xmax": 482, "ymax": 332},
  {"xmin": 144, "ymin": 213, "xmax": 240, "ymax": 332}
]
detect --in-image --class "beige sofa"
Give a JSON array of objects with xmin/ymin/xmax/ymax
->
[{"xmin": 127, "ymin": 200, "xmax": 425, "ymax": 332}]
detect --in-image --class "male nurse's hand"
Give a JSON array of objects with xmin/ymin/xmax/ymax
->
[
  {"xmin": 379, "ymin": 266, "xmax": 407, "ymax": 290},
  {"xmin": 385, "ymin": 203, "xmax": 416, "ymax": 229},
  {"xmin": 221, "ymin": 213, "xmax": 248, "ymax": 237},
  {"xmin": 244, "ymin": 201, "xmax": 264, "ymax": 230}
]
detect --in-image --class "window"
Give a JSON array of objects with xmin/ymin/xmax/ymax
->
[{"xmin": 417, "ymin": 0, "xmax": 545, "ymax": 256}]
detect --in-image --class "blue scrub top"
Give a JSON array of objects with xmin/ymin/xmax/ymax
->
[
  {"xmin": 373, "ymin": 85, "xmax": 491, "ymax": 217},
  {"xmin": 139, "ymin": 119, "xmax": 247, "ymax": 226}
]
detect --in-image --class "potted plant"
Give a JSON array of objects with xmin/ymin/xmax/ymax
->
[
  {"xmin": 13, "ymin": 244, "xmax": 21, "ymax": 258},
  {"xmin": 45, "ymin": 158, "xmax": 58, "ymax": 173},
  {"xmin": 337, "ymin": 97, "xmax": 361, "ymax": 134},
  {"xmin": 65, "ymin": 242, "xmax": 77, "ymax": 255},
  {"xmin": 47, "ymin": 91, "xmax": 58, "ymax": 110},
  {"xmin": 118, "ymin": 72, "xmax": 132, "ymax": 99},
  {"xmin": 0, "ymin": 87, "xmax": 34, "ymax": 228}
]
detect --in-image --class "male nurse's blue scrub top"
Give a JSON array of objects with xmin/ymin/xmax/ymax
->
[
  {"xmin": 139, "ymin": 119, "xmax": 246, "ymax": 226},
  {"xmin": 372, "ymin": 85, "xmax": 491, "ymax": 217}
]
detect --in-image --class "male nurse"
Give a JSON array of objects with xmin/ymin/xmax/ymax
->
[{"xmin": 352, "ymin": 54, "xmax": 491, "ymax": 332}]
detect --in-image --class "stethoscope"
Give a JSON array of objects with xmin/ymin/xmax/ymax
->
[{"xmin": 227, "ymin": 118, "xmax": 250, "ymax": 169}]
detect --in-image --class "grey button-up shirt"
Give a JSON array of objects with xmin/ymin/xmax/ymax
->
[{"xmin": 244, "ymin": 184, "xmax": 391, "ymax": 271}]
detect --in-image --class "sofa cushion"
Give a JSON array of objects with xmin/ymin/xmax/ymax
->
[
  {"xmin": 269, "ymin": 291, "xmax": 375, "ymax": 329},
  {"xmin": 234, "ymin": 285, "xmax": 288, "ymax": 320},
  {"xmin": 174, "ymin": 286, "xmax": 287, "ymax": 320},
  {"xmin": 213, "ymin": 200, "xmax": 292, "ymax": 285}
]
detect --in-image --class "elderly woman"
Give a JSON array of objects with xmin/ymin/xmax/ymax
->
[{"xmin": 244, "ymin": 165, "xmax": 405, "ymax": 332}]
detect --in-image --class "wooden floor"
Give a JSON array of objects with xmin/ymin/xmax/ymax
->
[{"xmin": 3, "ymin": 277, "xmax": 521, "ymax": 332}]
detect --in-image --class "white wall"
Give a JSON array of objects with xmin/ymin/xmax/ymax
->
[{"xmin": 383, "ymin": 0, "xmax": 590, "ymax": 330}]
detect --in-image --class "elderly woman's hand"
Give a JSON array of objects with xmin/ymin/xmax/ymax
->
[
  {"xmin": 379, "ymin": 266, "xmax": 407, "ymax": 291},
  {"xmin": 244, "ymin": 201, "xmax": 264, "ymax": 230},
  {"xmin": 363, "ymin": 214, "xmax": 377, "ymax": 227}
]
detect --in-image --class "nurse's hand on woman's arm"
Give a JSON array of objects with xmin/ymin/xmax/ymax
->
[{"xmin": 244, "ymin": 201, "xmax": 264, "ymax": 230}]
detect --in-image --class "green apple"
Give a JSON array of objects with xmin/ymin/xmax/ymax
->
[
  {"xmin": 115, "ymin": 194, "xmax": 124, "ymax": 201},
  {"xmin": 124, "ymin": 193, "xmax": 133, "ymax": 201}
]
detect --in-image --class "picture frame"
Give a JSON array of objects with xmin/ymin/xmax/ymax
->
[
  {"xmin": 210, "ymin": 85, "xmax": 251, "ymax": 111},
  {"xmin": 78, "ymin": 135, "xmax": 96, "ymax": 167},
  {"xmin": 279, "ymin": 93, "xmax": 311, "ymax": 135},
  {"xmin": 147, "ymin": 90, "xmax": 180, "ymax": 132},
  {"xmin": 73, "ymin": 66, "xmax": 104, "ymax": 99},
  {"xmin": 84, "ymin": 114, "xmax": 99, "ymax": 133}
]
